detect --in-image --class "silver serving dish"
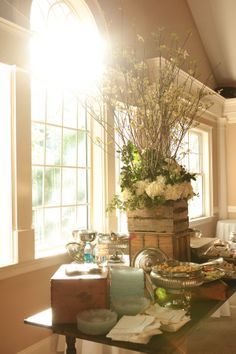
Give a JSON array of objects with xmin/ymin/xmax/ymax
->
[
  {"xmin": 150, "ymin": 271, "xmax": 204, "ymax": 289},
  {"xmin": 152, "ymin": 259, "xmax": 202, "ymax": 278},
  {"xmin": 150, "ymin": 258, "xmax": 224, "ymax": 289},
  {"xmin": 152, "ymin": 258, "xmax": 224, "ymax": 278},
  {"xmin": 132, "ymin": 247, "xmax": 168, "ymax": 273}
]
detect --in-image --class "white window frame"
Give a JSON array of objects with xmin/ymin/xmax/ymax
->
[
  {"xmin": 188, "ymin": 123, "xmax": 213, "ymax": 226},
  {"xmin": 31, "ymin": 85, "xmax": 92, "ymax": 258},
  {"xmin": 30, "ymin": 0, "xmax": 106, "ymax": 258}
]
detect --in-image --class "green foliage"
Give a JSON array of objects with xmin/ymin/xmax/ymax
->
[{"xmin": 119, "ymin": 141, "xmax": 142, "ymax": 190}]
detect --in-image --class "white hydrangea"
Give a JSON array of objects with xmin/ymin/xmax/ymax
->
[
  {"xmin": 164, "ymin": 184, "xmax": 182, "ymax": 200},
  {"xmin": 145, "ymin": 175, "xmax": 166, "ymax": 199},
  {"xmin": 164, "ymin": 182, "xmax": 194, "ymax": 201},
  {"xmin": 135, "ymin": 180, "xmax": 149, "ymax": 196},
  {"xmin": 181, "ymin": 181, "xmax": 194, "ymax": 199},
  {"xmin": 121, "ymin": 188, "xmax": 133, "ymax": 202}
]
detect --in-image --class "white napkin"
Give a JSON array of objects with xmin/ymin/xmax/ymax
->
[
  {"xmin": 160, "ymin": 317, "xmax": 190, "ymax": 332},
  {"xmin": 106, "ymin": 315, "xmax": 162, "ymax": 344},
  {"xmin": 144, "ymin": 303, "xmax": 190, "ymax": 331}
]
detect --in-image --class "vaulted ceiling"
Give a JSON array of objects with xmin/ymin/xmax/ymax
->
[{"xmin": 187, "ymin": 0, "xmax": 236, "ymax": 89}]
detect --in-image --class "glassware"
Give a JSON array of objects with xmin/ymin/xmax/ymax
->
[
  {"xmin": 84, "ymin": 242, "xmax": 93, "ymax": 263},
  {"xmin": 95, "ymin": 233, "xmax": 110, "ymax": 266}
]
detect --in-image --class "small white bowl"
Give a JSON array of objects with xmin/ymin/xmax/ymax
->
[{"xmin": 77, "ymin": 309, "xmax": 117, "ymax": 335}]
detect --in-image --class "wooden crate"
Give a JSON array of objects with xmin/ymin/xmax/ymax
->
[
  {"xmin": 127, "ymin": 200, "xmax": 190, "ymax": 262},
  {"xmin": 127, "ymin": 199, "xmax": 189, "ymax": 233},
  {"xmin": 129, "ymin": 231, "xmax": 191, "ymax": 262},
  {"xmin": 51, "ymin": 264, "xmax": 109, "ymax": 324}
]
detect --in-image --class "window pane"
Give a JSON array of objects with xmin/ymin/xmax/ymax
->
[
  {"xmin": 188, "ymin": 176, "xmax": 203, "ymax": 218},
  {"xmin": 44, "ymin": 207, "xmax": 60, "ymax": 244},
  {"xmin": 46, "ymin": 87, "xmax": 63, "ymax": 125},
  {"xmin": 47, "ymin": 2, "xmax": 71, "ymax": 29},
  {"xmin": 78, "ymin": 102, "xmax": 86, "ymax": 129},
  {"xmin": 177, "ymin": 130, "xmax": 207, "ymax": 220},
  {"xmin": 44, "ymin": 167, "xmax": 61, "ymax": 205},
  {"xmin": 78, "ymin": 130, "xmax": 87, "ymax": 166},
  {"xmin": 33, "ymin": 208, "xmax": 44, "ymax": 246},
  {"xmin": 189, "ymin": 153, "xmax": 200, "ymax": 173},
  {"xmin": 63, "ymin": 92, "xmax": 77, "ymax": 128},
  {"xmin": 63, "ymin": 128, "xmax": 77, "ymax": 166},
  {"xmin": 32, "ymin": 166, "xmax": 43, "ymax": 207},
  {"xmin": 189, "ymin": 132, "xmax": 199, "ymax": 153},
  {"xmin": 62, "ymin": 206, "xmax": 77, "ymax": 239},
  {"xmin": 77, "ymin": 169, "xmax": 87, "ymax": 203},
  {"xmin": 77, "ymin": 205, "xmax": 88, "ymax": 229},
  {"xmin": 62, "ymin": 167, "xmax": 76, "ymax": 205},
  {"xmin": 32, "ymin": 123, "xmax": 45, "ymax": 164},
  {"xmin": 31, "ymin": 80, "xmax": 46, "ymax": 122},
  {"xmin": 45, "ymin": 125, "xmax": 61, "ymax": 165},
  {"xmin": 178, "ymin": 138, "xmax": 189, "ymax": 168}
]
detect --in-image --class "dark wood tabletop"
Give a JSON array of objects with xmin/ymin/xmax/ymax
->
[{"xmin": 24, "ymin": 280, "xmax": 236, "ymax": 354}]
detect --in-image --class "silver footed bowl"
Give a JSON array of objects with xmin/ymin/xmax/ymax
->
[
  {"xmin": 151, "ymin": 259, "xmax": 202, "ymax": 279},
  {"xmin": 150, "ymin": 271, "xmax": 204, "ymax": 289},
  {"xmin": 150, "ymin": 258, "xmax": 224, "ymax": 289}
]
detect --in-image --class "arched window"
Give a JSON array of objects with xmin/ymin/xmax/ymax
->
[{"xmin": 30, "ymin": 0, "xmax": 104, "ymax": 257}]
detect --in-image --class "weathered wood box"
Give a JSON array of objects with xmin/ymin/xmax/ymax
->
[
  {"xmin": 127, "ymin": 200, "xmax": 190, "ymax": 262},
  {"xmin": 129, "ymin": 231, "xmax": 191, "ymax": 262},
  {"xmin": 51, "ymin": 264, "xmax": 109, "ymax": 324}
]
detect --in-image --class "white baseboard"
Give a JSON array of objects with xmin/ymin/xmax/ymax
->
[{"xmin": 17, "ymin": 334, "xmax": 59, "ymax": 354}]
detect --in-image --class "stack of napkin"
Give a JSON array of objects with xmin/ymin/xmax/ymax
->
[
  {"xmin": 106, "ymin": 314, "xmax": 162, "ymax": 344},
  {"xmin": 107, "ymin": 304, "xmax": 190, "ymax": 344},
  {"xmin": 144, "ymin": 303, "xmax": 190, "ymax": 332}
]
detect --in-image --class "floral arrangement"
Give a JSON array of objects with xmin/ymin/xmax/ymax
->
[
  {"xmin": 86, "ymin": 30, "xmax": 213, "ymax": 212},
  {"xmin": 108, "ymin": 146, "xmax": 195, "ymax": 211}
]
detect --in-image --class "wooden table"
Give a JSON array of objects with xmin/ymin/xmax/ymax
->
[{"xmin": 24, "ymin": 280, "xmax": 236, "ymax": 354}]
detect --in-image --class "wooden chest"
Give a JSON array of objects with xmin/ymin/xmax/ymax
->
[{"xmin": 51, "ymin": 264, "xmax": 109, "ymax": 324}]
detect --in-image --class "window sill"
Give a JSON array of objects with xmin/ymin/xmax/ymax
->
[
  {"xmin": 189, "ymin": 215, "xmax": 216, "ymax": 228},
  {"xmin": 0, "ymin": 252, "xmax": 70, "ymax": 280}
]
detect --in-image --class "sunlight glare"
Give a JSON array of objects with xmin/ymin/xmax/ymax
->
[{"xmin": 30, "ymin": 10, "xmax": 105, "ymax": 93}]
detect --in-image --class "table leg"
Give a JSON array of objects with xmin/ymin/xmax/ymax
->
[{"xmin": 65, "ymin": 335, "xmax": 76, "ymax": 354}]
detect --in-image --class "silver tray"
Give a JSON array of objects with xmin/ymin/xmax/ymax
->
[{"xmin": 132, "ymin": 247, "xmax": 168, "ymax": 273}]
